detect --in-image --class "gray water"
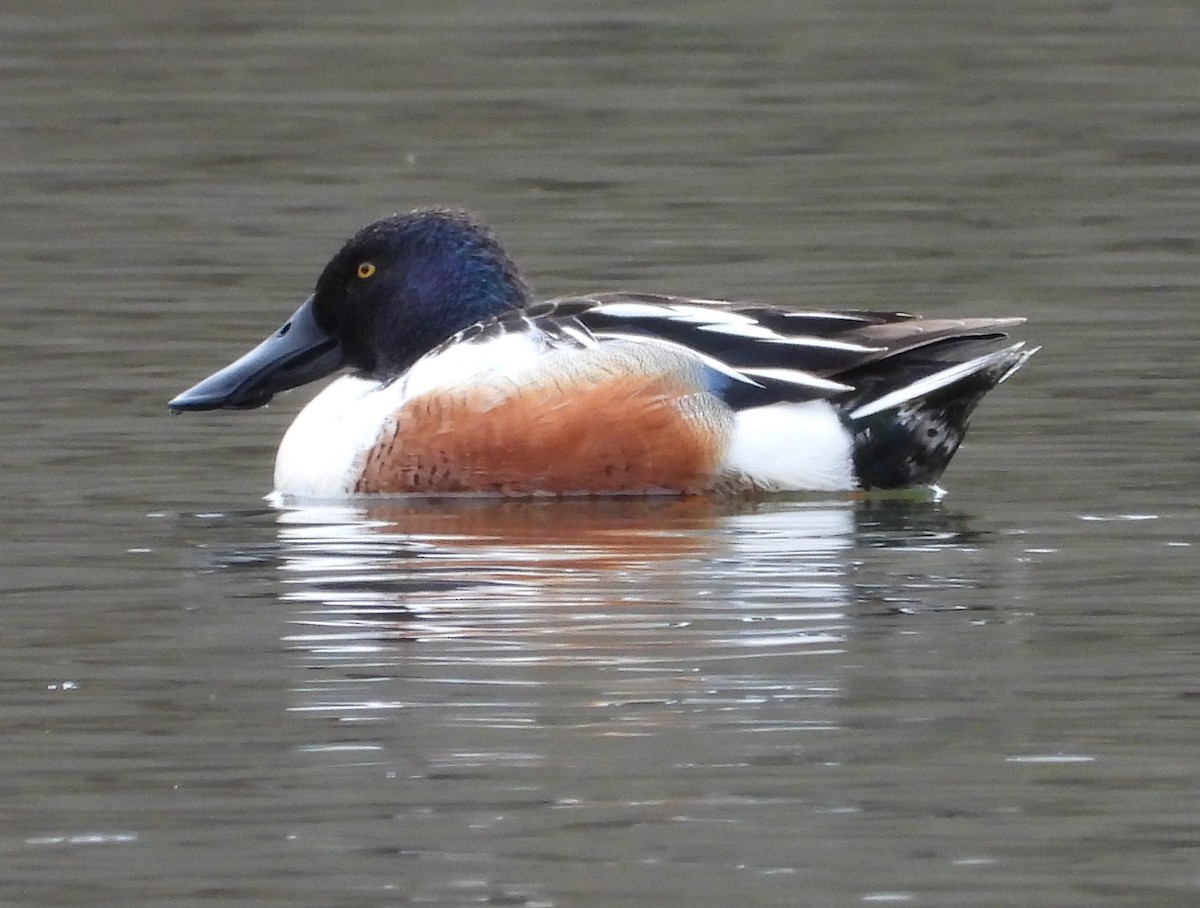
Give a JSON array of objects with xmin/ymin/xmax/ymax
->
[{"xmin": 3, "ymin": 2, "xmax": 1200, "ymax": 906}]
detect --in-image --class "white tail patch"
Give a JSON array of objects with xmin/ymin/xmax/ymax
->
[
  {"xmin": 721, "ymin": 400, "xmax": 856, "ymax": 492},
  {"xmin": 847, "ymin": 342, "xmax": 1030, "ymax": 420}
]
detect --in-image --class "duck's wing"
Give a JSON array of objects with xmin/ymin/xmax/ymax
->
[{"xmin": 528, "ymin": 293, "xmax": 1028, "ymax": 409}]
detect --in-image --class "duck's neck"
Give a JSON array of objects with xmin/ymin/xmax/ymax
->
[{"xmin": 383, "ymin": 255, "xmax": 531, "ymax": 377}]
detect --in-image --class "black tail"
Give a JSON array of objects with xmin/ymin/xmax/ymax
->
[{"xmin": 835, "ymin": 339, "xmax": 1034, "ymax": 490}]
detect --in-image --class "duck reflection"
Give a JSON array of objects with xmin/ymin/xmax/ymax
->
[
  {"xmin": 272, "ymin": 496, "xmax": 866, "ymax": 750},
  {"xmin": 267, "ymin": 494, "xmax": 1001, "ymax": 653},
  {"xmin": 264, "ymin": 494, "xmax": 1024, "ymax": 784},
  {"xmin": 274, "ymin": 496, "xmax": 859, "ymax": 647}
]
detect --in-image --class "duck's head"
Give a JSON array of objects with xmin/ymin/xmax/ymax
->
[{"xmin": 168, "ymin": 208, "xmax": 532, "ymax": 412}]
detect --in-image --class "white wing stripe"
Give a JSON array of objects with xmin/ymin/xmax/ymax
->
[
  {"xmin": 558, "ymin": 323, "xmax": 598, "ymax": 348},
  {"xmin": 778, "ymin": 311, "xmax": 889, "ymax": 322},
  {"xmin": 588, "ymin": 302, "xmax": 675, "ymax": 319},
  {"xmin": 695, "ymin": 321, "xmax": 786, "ymax": 339},
  {"xmin": 663, "ymin": 306, "xmax": 757, "ymax": 324},
  {"xmin": 740, "ymin": 368, "xmax": 854, "ymax": 394},
  {"xmin": 592, "ymin": 331, "xmax": 764, "ymax": 388},
  {"xmin": 592, "ymin": 305, "xmax": 883, "ymax": 351},
  {"xmin": 765, "ymin": 336, "xmax": 882, "ymax": 352},
  {"xmin": 848, "ymin": 343, "xmax": 1027, "ymax": 420},
  {"xmin": 594, "ymin": 302, "xmax": 766, "ymax": 325},
  {"xmin": 693, "ymin": 321, "xmax": 882, "ymax": 352}
]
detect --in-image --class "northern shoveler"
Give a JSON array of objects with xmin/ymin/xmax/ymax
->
[{"xmin": 169, "ymin": 208, "xmax": 1036, "ymax": 498}]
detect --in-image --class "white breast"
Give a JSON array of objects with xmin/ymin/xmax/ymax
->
[
  {"xmin": 272, "ymin": 375, "xmax": 401, "ymax": 498},
  {"xmin": 272, "ymin": 332, "xmax": 554, "ymax": 499}
]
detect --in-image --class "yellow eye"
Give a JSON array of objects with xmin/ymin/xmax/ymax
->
[{"xmin": 356, "ymin": 261, "xmax": 376, "ymax": 279}]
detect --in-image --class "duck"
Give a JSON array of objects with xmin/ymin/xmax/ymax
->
[{"xmin": 169, "ymin": 207, "xmax": 1036, "ymax": 498}]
